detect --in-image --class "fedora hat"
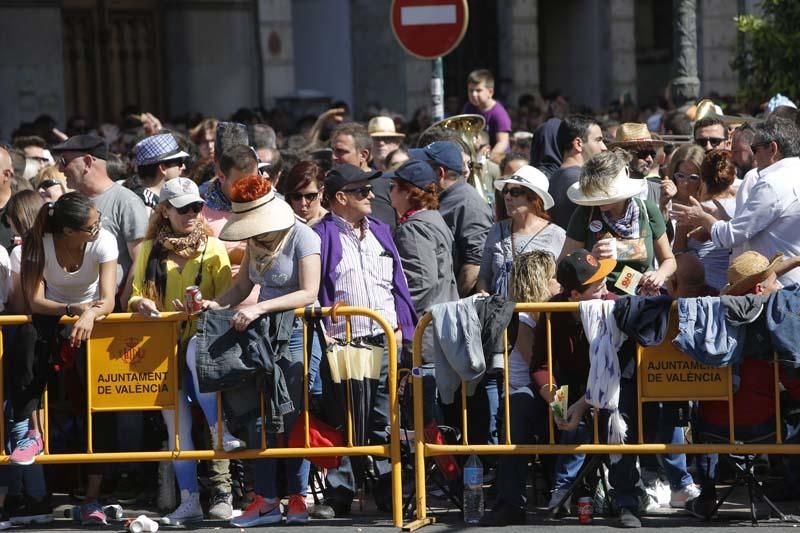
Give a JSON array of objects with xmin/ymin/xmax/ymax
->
[
  {"xmin": 566, "ymin": 166, "xmax": 645, "ymax": 206},
  {"xmin": 720, "ymin": 251, "xmax": 783, "ymax": 296},
  {"xmin": 494, "ymin": 165, "xmax": 554, "ymax": 210},
  {"xmin": 611, "ymin": 123, "xmax": 666, "ymax": 149},
  {"xmin": 219, "ymin": 187, "xmax": 296, "ymax": 241},
  {"xmin": 367, "ymin": 116, "xmax": 405, "ymax": 138}
]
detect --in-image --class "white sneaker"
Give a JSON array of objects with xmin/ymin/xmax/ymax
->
[
  {"xmin": 547, "ymin": 488, "xmax": 571, "ymax": 513},
  {"xmin": 209, "ymin": 424, "xmax": 247, "ymax": 452},
  {"xmin": 670, "ymin": 483, "xmax": 701, "ymax": 508},
  {"xmin": 161, "ymin": 490, "xmax": 204, "ymax": 526}
]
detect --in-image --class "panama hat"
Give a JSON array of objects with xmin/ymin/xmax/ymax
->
[
  {"xmin": 610, "ymin": 123, "xmax": 666, "ymax": 149},
  {"xmin": 494, "ymin": 165, "xmax": 554, "ymax": 210},
  {"xmin": 720, "ymin": 251, "xmax": 783, "ymax": 296},
  {"xmin": 567, "ymin": 166, "xmax": 645, "ymax": 206},
  {"xmin": 219, "ymin": 186, "xmax": 296, "ymax": 241},
  {"xmin": 367, "ymin": 116, "xmax": 405, "ymax": 138}
]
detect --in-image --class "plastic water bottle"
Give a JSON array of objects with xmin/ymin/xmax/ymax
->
[{"xmin": 462, "ymin": 454, "xmax": 484, "ymax": 525}]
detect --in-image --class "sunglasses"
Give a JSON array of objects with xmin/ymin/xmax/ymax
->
[
  {"xmin": 340, "ymin": 185, "xmax": 373, "ymax": 199},
  {"xmin": 38, "ymin": 179, "xmax": 60, "ymax": 190},
  {"xmin": 502, "ymin": 186, "xmax": 528, "ymax": 198},
  {"xmin": 57, "ymin": 153, "xmax": 84, "ymax": 167},
  {"xmin": 695, "ymin": 137, "xmax": 725, "ymax": 148},
  {"xmin": 674, "ymin": 172, "xmax": 700, "ymax": 182},
  {"xmin": 286, "ymin": 191, "xmax": 320, "ymax": 203},
  {"xmin": 634, "ymin": 149, "xmax": 656, "ymax": 159},
  {"xmin": 175, "ymin": 202, "xmax": 203, "ymax": 215},
  {"xmin": 79, "ymin": 214, "xmax": 102, "ymax": 237},
  {"xmin": 163, "ymin": 158, "xmax": 185, "ymax": 169}
]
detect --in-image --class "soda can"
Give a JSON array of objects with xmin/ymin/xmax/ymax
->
[
  {"xmin": 577, "ymin": 496, "xmax": 593, "ymax": 524},
  {"xmin": 184, "ymin": 285, "xmax": 202, "ymax": 314}
]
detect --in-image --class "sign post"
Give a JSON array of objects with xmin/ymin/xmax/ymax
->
[{"xmin": 390, "ymin": 0, "xmax": 468, "ymax": 122}]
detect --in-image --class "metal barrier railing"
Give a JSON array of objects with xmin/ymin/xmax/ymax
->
[
  {"xmin": 0, "ymin": 305, "xmax": 403, "ymax": 528},
  {"xmin": 405, "ymin": 302, "xmax": 796, "ymax": 531}
]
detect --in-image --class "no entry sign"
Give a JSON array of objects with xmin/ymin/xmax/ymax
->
[{"xmin": 391, "ymin": 0, "xmax": 469, "ymax": 59}]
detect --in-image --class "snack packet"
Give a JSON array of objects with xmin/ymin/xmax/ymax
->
[{"xmin": 550, "ymin": 385, "xmax": 568, "ymax": 420}]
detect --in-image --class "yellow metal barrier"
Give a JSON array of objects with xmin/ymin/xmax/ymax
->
[
  {"xmin": 405, "ymin": 302, "xmax": 794, "ymax": 531},
  {"xmin": 0, "ymin": 306, "xmax": 403, "ymax": 528}
]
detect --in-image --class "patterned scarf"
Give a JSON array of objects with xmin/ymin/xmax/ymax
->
[
  {"xmin": 202, "ymin": 178, "xmax": 231, "ymax": 212},
  {"xmin": 601, "ymin": 198, "xmax": 640, "ymax": 239},
  {"xmin": 156, "ymin": 224, "xmax": 207, "ymax": 259},
  {"xmin": 249, "ymin": 226, "xmax": 294, "ymax": 275}
]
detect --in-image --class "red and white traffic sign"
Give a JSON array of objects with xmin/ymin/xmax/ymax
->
[{"xmin": 391, "ymin": 0, "xmax": 469, "ymax": 59}]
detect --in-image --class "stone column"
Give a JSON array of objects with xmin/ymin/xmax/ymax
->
[
  {"xmin": 608, "ymin": 0, "xmax": 638, "ymax": 105},
  {"xmin": 257, "ymin": 0, "xmax": 295, "ymax": 107},
  {"xmin": 497, "ymin": 0, "xmax": 540, "ymax": 107},
  {"xmin": 671, "ymin": 0, "xmax": 701, "ymax": 107}
]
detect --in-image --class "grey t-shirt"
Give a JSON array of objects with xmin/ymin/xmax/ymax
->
[
  {"xmin": 92, "ymin": 182, "xmax": 148, "ymax": 287},
  {"xmin": 479, "ymin": 219, "xmax": 566, "ymax": 295},
  {"xmin": 547, "ymin": 165, "xmax": 582, "ymax": 230},
  {"xmin": 248, "ymin": 220, "xmax": 321, "ymax": 301}
]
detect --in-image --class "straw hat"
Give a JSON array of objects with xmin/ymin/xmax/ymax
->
[
  {"xmin": 219, "ymin": 187, "xmax": 296, "ymax": 241},
  {"xmin": 494, "ymin": 165, "xmax": 554, "ymax": 210},
  {"xmin": 610, "ymin": 123, "xmax": 666, "ymax": 149},
  {"xmin": 566, "ymin": 166, "xmax": 645, "ymax": 206},
  {"xmin": 367, "ymin": 116, "xmax": 405, "ymax": 138},
  {"xmin": 720, "ymin": 251, "xmax": 783, "ymax": 296}
]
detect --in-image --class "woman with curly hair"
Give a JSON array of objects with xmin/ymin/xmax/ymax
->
[
  {"xmin": 672, "ymin": 149, "xmax": 737, "ymax": 290},
  {"xmin": 205, "ymin": 174, "xmax": 321, "ymax": 527},
  {"xmin": 128, "ymin": 178, "xmax": 242, "ymax": 527}
]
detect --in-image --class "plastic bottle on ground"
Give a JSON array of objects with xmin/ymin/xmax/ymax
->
[{"xmin": 462, "ymin": 454, "xmax": 484, "ymax": 525}]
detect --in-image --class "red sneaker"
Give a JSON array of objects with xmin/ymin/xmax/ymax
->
[{"xmin": 286, "ymin": 495, "xmax": 308, "ymax": 524}]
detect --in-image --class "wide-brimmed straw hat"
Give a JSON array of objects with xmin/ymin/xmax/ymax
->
[
  {"xmin": 494, "ymin": 165, "xmax": 554, "ymax": 210},
  {"xmin": 720, "ymin": 251, "xmax": 783, "ymax": 296},
  {"xmin": 610, "ymin": 123, "xmax": 666, "ymax": 149},
  {"xmin": 219, "ymin": 186, "xmax": 296, "ymax": 241},
  {"xmin": 368, "ymin": 116, "xmax": 405, "ymax": 138},
  {"xmin": 566, "ymin": 166, "xmax": 645, "ymax": 206}
]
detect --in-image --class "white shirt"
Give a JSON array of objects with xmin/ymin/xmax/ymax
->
[
  {"xmin": 0, "ymin": 246, "xmax": 11, "ymax": 313},
  {"xmin": 43, "ymin": 228, "xmax": 118, "ymax": 304},
  {"xmin": 711, "ymin": 157, "xmax": 800, "ymax": 285}
]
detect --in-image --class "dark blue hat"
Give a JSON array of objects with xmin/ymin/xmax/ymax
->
[
  {"xmin": 409, "ymin": 141, "xmax": 463, "ymax": 173},
  {"xmin": 325, "ymin": 164, "xmax": 381, "ymax": 194},
  {"xmin": 384, "ymin": 159, "xmax": 436, "ymax": 190}
]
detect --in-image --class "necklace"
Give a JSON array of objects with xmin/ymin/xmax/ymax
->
[{"xmin": 55, "ymin": 237, "xmax": 85, "ymax": 272}]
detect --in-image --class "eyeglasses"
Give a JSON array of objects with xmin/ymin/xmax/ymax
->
[
  {"xmin": 674, "ymin": 172, "xmax": 700, "ymax": 182},
  {"xmin": 340, "ymin": 185, "xmax": 373, "ymax": 199},
  {"xmin": 286, "ymin": 191, "xmax": 320, "ymax": 203},
  {"xmin": 79, "ymin": 214, "xmax": 102, "ymax": 237},
  {"xmin": 634, "ymin": 149, "xmax": 656, "ymax": 160},
  {"xmin": 695, "ymin": 137, "xmax": 726, "ymax": 148},
  {"xmin": 502, "ymin": 186, "xmax": 528, "ymax": 198},
  {"xmin": 175, "ymin": 202, "xmax": 203, "ymax": 215},
  {"xmin": 750, "ymin": 141, "xmax": 771, "ymax": 152}
]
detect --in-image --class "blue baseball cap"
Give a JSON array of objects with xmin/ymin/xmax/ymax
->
[
  {"xmin": 409, "ymin": 141, "xmax": 463, "ymax": 173},
  {"xmin": 383, "ymin": 159, "xmax": 437, "ymax": 190}
]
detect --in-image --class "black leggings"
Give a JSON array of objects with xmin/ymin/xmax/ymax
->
[{"xmin": 7, "ymin": 318, "xmax": 58, "ymax": 422}]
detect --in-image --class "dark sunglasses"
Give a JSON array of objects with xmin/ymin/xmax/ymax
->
[
  {"xmin": 340, "ymin": 185, "xmax": 373, "ymax": 199},
  {"xmin": 674, "ymin": 172, "xmax": 700, "ymax": 182},
  {"xmin": 502, "ymin": 186, "xmax": 528, "ymax": 198},
  {"xmin": 634, "ymin": 149, "xmax": 656, "ymax": 159},
  {"xmin": 38, "ymin": 179, "xmax": 61, "ymax": 190},
  {"xmin": 175, "ymin": 202, "xmax": 203, "ymax": 215},
  {"xmin": 695, "ymin": 137, "xmax": 725, "ymax": 148},
  {"xmin": 286, "ymin": 191, "xmax": 320, "ymax": 203},
  {"xmin": 162, "ymin": 158, "xmax": 185, "ymax": 169}
]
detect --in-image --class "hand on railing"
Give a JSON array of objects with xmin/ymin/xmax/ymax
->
[
  {"xmin": 71, "ymin": 308, "xmax": 98, "ymax": 348},
  {"xmin": 136, "ymin": 298, "xmax": 161, "ymax": 318}
]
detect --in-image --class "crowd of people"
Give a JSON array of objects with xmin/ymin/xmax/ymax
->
[{"xmin": 0, "ymin": 68, "xmax": 800, "ymax": 529}]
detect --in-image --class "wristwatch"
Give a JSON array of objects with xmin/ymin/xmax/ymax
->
[{"xmin": 66, "ymin": 303, "xmax": 75, "ymax": 317}]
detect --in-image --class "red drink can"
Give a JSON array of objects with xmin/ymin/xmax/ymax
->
[
  {"xmin": 577, "ymin": 497, "xmax": 593, "ymax": 524},
  {"xmin": 184, "ymin": 285, "xmax": 202, "ymax": 314}
]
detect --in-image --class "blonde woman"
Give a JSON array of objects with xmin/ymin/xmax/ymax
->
[{"xmin": 32, "ymin": 166, "xmax": 70, "ymax": 203}]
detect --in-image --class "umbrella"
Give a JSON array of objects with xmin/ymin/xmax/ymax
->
[{"xmin": 320, "ymin": 342, "xmax": 383, "ymax": 448}]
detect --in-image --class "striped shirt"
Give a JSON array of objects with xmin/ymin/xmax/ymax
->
[{"xmin": 329, "ymin": 213, "xmax": 398, "ymax": 339}]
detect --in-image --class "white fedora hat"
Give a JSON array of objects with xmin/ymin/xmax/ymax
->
[
  {"xmin": 494, "ymin": 165, "xmax": 554, "ymax": 210},
  {"xmin": 219, "ymin": 188, "xmax": 296, "ymax": 241},
  {"xmin": 566, "ymin": 166, "xmax": 645, "ymax": 206}
]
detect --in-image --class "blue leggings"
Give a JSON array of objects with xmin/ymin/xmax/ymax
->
[{"xmin": 161, "ymin": 336, "xmax": 221, "ymax": 494}]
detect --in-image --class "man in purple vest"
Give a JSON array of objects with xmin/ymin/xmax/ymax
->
[{"xmin": 312, "ymin": 164, "xmax": 416, "ymax": 517}]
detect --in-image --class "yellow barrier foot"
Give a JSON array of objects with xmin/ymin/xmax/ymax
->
[{"xmin": 402, "ymin": 517, "xmax": 436, "ymax": 531}]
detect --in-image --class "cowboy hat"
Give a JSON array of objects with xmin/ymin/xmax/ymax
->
[
  {"xmin": 720, "ymin": 251, "xmax": 783, "ymax": 296},
  {"xmin": 566, "ymin": 166, "xmax": 645, "ymax": 206},
  {"xmin": 367, "ymin": 116, "xmax": 405, "ymax": 138},
  {"xmin": 219, "ymin": 187, "xmax": 296, "ymax": 241},
  {"xmin": 494, "ymin": 165, "xmax": 554, "ymax": 210},
  {"xmin": 610, "ymin": 123, "xmax": 666, "ymax": 149}
]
